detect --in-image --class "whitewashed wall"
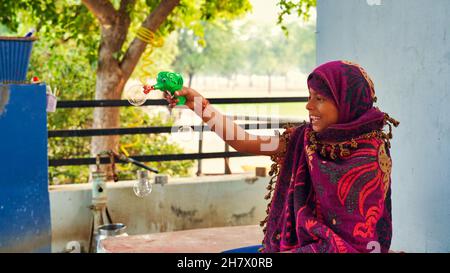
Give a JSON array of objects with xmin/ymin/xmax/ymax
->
[{"xmin": 316, "ymin": 0, "xmax": 450, "ymax": 252}]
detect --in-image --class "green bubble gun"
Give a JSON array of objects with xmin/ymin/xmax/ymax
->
[{"xmin": 144, "ymin": 71, "xmax": 186, "ymax": 105}]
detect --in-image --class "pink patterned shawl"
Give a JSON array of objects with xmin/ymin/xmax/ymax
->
[{"xmin": 260, "ymin": 60, "xmax": 399, "ymax": 253}]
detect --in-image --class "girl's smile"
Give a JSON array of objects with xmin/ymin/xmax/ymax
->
[{"xmin": 306, "ymin": 88, "xmax": 339, "ymax": 133}]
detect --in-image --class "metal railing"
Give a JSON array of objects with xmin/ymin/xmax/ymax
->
[{"xmin": 48, "ymin": 97, "xmax": 307, "ymax": 175}]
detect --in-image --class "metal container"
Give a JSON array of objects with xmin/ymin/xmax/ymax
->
[{"xmin": 96, "ymin": 223, "xmax": 127, "ymax": 253}]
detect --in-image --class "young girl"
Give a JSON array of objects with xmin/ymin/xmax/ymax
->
[{"xmin": 164, "ymin": 60, "xmax": 399, "ymax": 253}]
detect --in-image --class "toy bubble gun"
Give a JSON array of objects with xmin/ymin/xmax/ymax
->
[{"xmin": 143, "ymin": 71, "xmax": 186, "ymax": 105}]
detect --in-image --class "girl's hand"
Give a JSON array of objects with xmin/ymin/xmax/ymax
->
[{"xmin": 163, "ymin": 86, "xmax": 207, "ymax": 112}]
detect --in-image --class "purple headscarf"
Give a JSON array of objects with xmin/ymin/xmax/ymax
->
[
  {"xmin": 307, "ymin": 60, "xmax": 387, "ymax": 142},
  {"xmin": 260, "ymin": 60, "xmax": 399, "ymax": 253}
]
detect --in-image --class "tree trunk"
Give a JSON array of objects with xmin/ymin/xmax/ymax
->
[
  {"xmin": 227, "ymin": 76, "xmax": 232, "ymax": 88},
  {"xmin": 188, "ymin": 72, "xmax": 194, "ymax": 88},
  {"xmin": 232, "ymin": 74, "xmax": 238, "ymax": 90},
  {"xmin": 84, "ymin": 0, "xmax": 181, "ymax": 176},
  {"xmin": 284, "ymin": 74, "xmax": 288, "ymax": 90},
  {"xmin": 90, "ymin": 23, "xmax": 128, "ymax": 174}
]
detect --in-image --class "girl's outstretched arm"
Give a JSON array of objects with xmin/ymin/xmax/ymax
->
[{"xmin": 164, "ymin": 87, "xmax": 284, "ymax": 156}]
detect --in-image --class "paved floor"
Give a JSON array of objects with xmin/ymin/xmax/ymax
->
[{"xmin": 100, "ymin": 225, "xmax": 263, "ymax": 253}]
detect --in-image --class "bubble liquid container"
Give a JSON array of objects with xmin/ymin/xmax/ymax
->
[{"xmin": 0, "ymin": 36, "xmax": 37, "ymax": 82}]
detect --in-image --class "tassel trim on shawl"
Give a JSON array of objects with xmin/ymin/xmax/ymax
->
[
  {"xmin": 258, "ymin": 114, "xmax": 399, "ymax": 252},
  {"xmin": 307, "ymin": 113, "xmax": 400, "ymax": 160},
  {"xmin": 258, "ymin": 123, "xmax": 298, "ymax": 252}
]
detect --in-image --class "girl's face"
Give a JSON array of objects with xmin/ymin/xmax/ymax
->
[{"xmin": 306, "ymin": 88, "xmax": 339, "ymax": 133}]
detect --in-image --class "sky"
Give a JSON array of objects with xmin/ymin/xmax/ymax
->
[
  {"xmin": 247, "ymin": 0, "xmax": 316, "ymax": 26},
  {"xmin": 248, "ymin": 0, "xmax": 279, "ymax": 24}
]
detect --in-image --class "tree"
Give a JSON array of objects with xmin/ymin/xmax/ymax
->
[
  {"xmin": 172, "ymin": 28, "xmax": 206, "ymax": 87},
  {"xmin": 172, "ymin": 19, "xmax": 246, "ymax": 89},
  {"xmin": 29, "ymin": 36, "xmax": 96, "ymax": 184},
  {"xmin": 243, "ymin": 26, "xmax": 279, "ymax": 93},
  {"xmin": 204, "ymin": 22, "xmax": 245, "ymax": 88},
  {"xmin": 277, "ymin": 0, "xmax": 316, "ymax": 35},
  {"xmin": 272, "ymin": 22, "xmax": 316, "ymax": 77},
  {"xmin": 1, "ymin": 0, "xmax": 316, "ymax": 177},
  {"xmin": 293, "ymin": 24, "xmax": 316, "ymax": 73},
  {"xmin": 24, "ymin": 31, "xmax": 193, "ymax": 184},
  {"xmin": 1, "ymin": 0, "xmax": 252, "ymax": 172},
  {"xmin": 271, "ymin": 28, "xmax": 297, "ymax": 90}
]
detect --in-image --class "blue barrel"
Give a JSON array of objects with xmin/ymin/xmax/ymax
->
[
  {"xmin": 0, "ymin": 37, "xmax": 37, "ymax": 82},
  {"xmin": 0, "ymin": 84, "xmax": 52, "ymax": 252}
]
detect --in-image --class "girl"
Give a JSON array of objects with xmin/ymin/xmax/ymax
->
[{"xmin": 164, "ymin": 60, "xmax": 399, "ymax": 253}]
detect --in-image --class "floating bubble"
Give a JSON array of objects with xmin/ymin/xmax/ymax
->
[
  {"xmin": 133, "ymin": 170, "xmax": 152, "ymax": 198},
  {"xmin": 126, "ymin": 84, "xmax": 147, "ymax": 106},
  {"xmin": 177, "ymin": 125, "xmax": 194, "ymax": 134},
  {"xmin": 133, "ymin": 180, "xmax": 152, "ymax": 197}
]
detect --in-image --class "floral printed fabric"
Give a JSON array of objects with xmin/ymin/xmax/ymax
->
[{"xmin": 261, "ymin": 61, "xmax": 396, "ymax": 253}]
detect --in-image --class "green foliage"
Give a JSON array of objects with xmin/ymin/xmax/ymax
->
[
  {"xmin": 171, "ymin": 27, "xmax": 207, "ymax": 81},
  {"xmin": 117, "ymin": 108, "xmax": 194, "ymax": 180},
  {"xmin": 199, "ymin": 0, "xmax": 252, "ymax": 21},
  {"xmin": 46, "ymin": 106, "xmax": 194, "ymax": 185},
  {"xmin": 2, "ymin": 0, "xmax": 315, "ymax": 184},
  {"xmin": 251, "ymin": 22, "xmax": 315, "ymax": 76},
  {"xmin": 1, "ymin": 0, "xmax": 252, "ymax": 72},
  {"xmin": 1, "ymin": 0, "xmax": 254, "ymax": 184},
  {"xmin": 172, "ymin": 20, "xmax": 249, "ymax": 83},
  {"xmin": 1, "ymin": 1, "xmax": 100, "ymax": 64},
  {"xmin": 129, "ymin": 0, "xmax": 252, "ymax": 82},
  {"xmin": 131, "ymin": 30, "xmax": 179, "ymax": 82},
  {"xmin": 0, "ymin": 24, "xmax": 14, "ymax": 35},
  {"xmin": 291, "ymin": 24, "xmax": 316, "ymax": 73},
  {"xmin": 172, "ymin": 19, "xmax": 315, "ymax": 82},
  {"xmin": 244, "ymin": 25, "xmax": 279, "ymax": 77},
  {"xmin": 27, "ymin": 34, "xmax": 96, "ymax": 184},
  {"xmin": 26, "ymin": 30, "xmax": 193, "ymax": 185},
  {"xmin": 202, "ymin": 21, "xmax": 244, "ymax": 78},
  {"xmin": 277, "ymin": 0, "xmax": 316, "ymax": 35},
  {"xmin": 0, "ymin": 0, "xmax": 58, "ymax": 32}
]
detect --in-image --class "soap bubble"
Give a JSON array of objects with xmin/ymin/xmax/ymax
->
[
  {"xmin": 133, "ymin": 180, "xmax": 152, "ymax": 197},
  {"xmin": 133, "ymin": 170, "xmax": 152, "ymax": 198},
  {"xmin": 171, "ymin": 125, "xmax": 195, "ymax": 142},
  {"xmin": 126, "ymin": 84, "xmax": 147, "ymax": 106},
  {"xmin": 177, "ymin": 125, "xmax": 194, "ymax": 134}
]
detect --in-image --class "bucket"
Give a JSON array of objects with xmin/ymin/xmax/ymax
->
[
  {"xmin": 96, "ymin": 223, "xmax": 128, "ymax": 253},
  {"xmin": 0, "ymin": 36, "xmax": 37, "ymax": 82},
  {"xmin": 98, "ymin": 223, "xmax": 127, "ymax": 237}
]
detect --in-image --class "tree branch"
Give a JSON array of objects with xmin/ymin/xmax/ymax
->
[
  {"xmin": 119, "ymin": 0, "xmax": 136, "ymax": 16},
  {"xmin": 120, "ymin": 0, "xmax": 180, "ymax": 81},
  {"xmin": 82, "ymin": 0, "xmax": 117, "ymax": 25}
]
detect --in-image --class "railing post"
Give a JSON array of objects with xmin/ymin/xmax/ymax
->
[
  {"xmin": 196, "ymin": 122, "xmax": 203, "ymax": 176},
  {"xmin": 224, "ymin": 143, "xmax": 231, "ymax": 174}
]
